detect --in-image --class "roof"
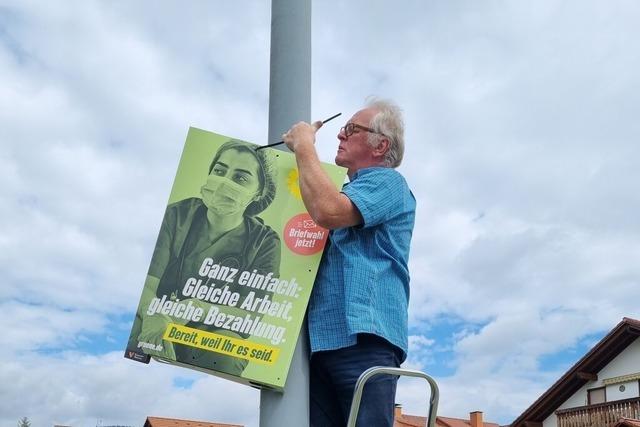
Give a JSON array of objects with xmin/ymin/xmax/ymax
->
[
  {"xmin": 394, "ymin": 414, "xmax": 499, "ymax": 427},
  {"xmin": 437, "ymin": 416, "xmax": 499, "ymax": 427},
  {"xmin": 614, "ymin": 418, "xmax": 640, "ymax": 427},
  {"xmin": 395, "ymin": 412, "xmax": 427, "ymax": 426},
  {"xmin": 510, "ymin": 317, "xmax": 640, "ymax": 427},
  {"xmin": 144, "ymin": 416, "xmax": 243, "ymax": 427}
]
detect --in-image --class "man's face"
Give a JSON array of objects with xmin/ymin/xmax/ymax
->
[{"xmin": 335, "ymin": 108, "xmax": 377, "ymax": 172}]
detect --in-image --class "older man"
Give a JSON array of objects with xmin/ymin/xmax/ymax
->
[{"xmin": 283, "ymin": 98, "xmax": 416, "ymax": 427}]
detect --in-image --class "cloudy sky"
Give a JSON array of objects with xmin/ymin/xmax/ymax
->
[{"xmin": 1, "ymin": 1, "xmax": 639, "ymax": 426}]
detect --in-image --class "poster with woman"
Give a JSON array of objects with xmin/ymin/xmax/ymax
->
[{"xmin": 125, "ymin": 127, "xmax": 346, "ymax": 390}]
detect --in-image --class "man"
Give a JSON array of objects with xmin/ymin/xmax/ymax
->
[{"xmin": 283, "ymin": 98, "xmax": 416, "ymax": 427}]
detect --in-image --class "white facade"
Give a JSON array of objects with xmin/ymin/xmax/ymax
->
[{"xmin": 542, "ymin": 338, "xmax": 640, "ymax": 427}]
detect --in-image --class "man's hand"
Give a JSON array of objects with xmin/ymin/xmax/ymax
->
[{"xmin": 282, "ymin": 120, "xmax": 323, "ymax": 152}]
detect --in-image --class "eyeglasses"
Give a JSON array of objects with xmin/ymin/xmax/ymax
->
[{"xmin": 340, "ymin": 122, "xmax": 387, "ymax": 139}]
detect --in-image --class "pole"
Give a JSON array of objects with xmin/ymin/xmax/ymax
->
[{"xmin": 259, "ymin": 0, "xmax": 311, "ymax": 426}]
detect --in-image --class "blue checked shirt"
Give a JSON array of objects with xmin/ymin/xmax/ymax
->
[{"xmin": 308, "ymin": 167, "xmax": 416, "ymax": 361}]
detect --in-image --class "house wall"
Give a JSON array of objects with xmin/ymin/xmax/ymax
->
[
  {"xmin": 599, "ymin": 339, "xmax": 640, "ymax": 379},
  {"xmin": 606, "ymin": 380, "xmax": 639, "ymax": 401},
  {"xmin": 542, "ymin": 338, "xmax": 640, "ymax": 427},
  {"xmin": 543, "ymin": 412, "xmax": 558, "ymax": 427}
]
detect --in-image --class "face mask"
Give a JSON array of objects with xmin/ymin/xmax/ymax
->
[{"xmin": 201, "ymin": 174, "xmax": 258, "ymax": 216}]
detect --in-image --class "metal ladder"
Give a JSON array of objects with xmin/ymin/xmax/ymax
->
[{"xmin": 346, "ymin": 367, "xmax": 439, "ymax": 427}]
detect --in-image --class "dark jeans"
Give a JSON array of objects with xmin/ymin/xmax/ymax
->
[{"xmin": 310, "ymin": 334, "xmax": 401, "ymax": 427}]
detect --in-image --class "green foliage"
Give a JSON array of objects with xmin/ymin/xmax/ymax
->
[{"xmin": 17, "ymin": 417, "xmax": 31, "ymax": 427}]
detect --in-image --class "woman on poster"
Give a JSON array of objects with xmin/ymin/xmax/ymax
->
[{"xmin": 129, "ymin": 140, "xmax": 280, "ymax": 376}]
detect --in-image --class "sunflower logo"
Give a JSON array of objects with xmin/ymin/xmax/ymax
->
[{"xmin": 286, "ymin": 169, "xmax": 302, "ymax": 200}]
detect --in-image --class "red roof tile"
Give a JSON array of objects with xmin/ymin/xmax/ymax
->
[
  {"xmin": 437, "ymin": 416, "xmax": 500, "ymax": 427},
  {"xmin": 394, "ymin": 413, "xmax": 499, "ymax": 427},
  {"xmin": 144, "ymin": 416, "xmax": 243, "ymax": 427}
]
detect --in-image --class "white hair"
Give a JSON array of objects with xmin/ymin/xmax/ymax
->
[{"xmin": 365, "ymin": 97, "xmax": 405, "ymax": 168}]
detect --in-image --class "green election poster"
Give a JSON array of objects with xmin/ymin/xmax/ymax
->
[{"xmin": 125, "ymin": 127, "xmax": 346, "ymax": 391}]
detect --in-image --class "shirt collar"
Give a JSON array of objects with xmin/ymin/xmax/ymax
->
[{"xmin": 349, "ymin": 166, "xmax": 387, "ymax": 181}]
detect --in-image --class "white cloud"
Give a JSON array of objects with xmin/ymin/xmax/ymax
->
[{"xmin": 0, "ymin": 301, "xmax": 107, "ymax": 353}]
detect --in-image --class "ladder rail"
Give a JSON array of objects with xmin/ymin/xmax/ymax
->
[{"xmin": 346, "ymin": 366, "xmax": 439, "ymax": 427}]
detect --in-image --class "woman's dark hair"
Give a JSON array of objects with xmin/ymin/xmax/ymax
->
[{"xmin": 208, "ymin": 140, "xmax": 277, "ymax": 216}]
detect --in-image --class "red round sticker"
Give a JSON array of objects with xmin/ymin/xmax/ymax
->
[{"xmin": 283, "ymin": 213, "xmax": 329, "ymax": 255}]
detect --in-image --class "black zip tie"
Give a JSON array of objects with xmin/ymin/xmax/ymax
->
[{"xmin": 255, "ymin": 113, "xmax": 342, "ymax": 150}]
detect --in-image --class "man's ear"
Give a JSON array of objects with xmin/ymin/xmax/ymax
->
[{"xmin": 373, "ymin": 138, "xmax": 390, "ymax": 159}]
